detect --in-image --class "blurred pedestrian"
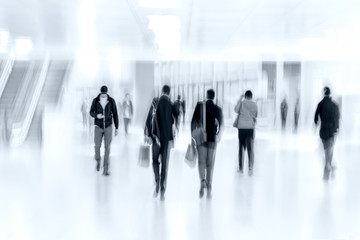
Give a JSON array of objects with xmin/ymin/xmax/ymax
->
[
  {"xmin": 234, "ymin": 90, "xmax": 258, "ymax": 176},
  {"xmin": 281, "ymin": 97, "xmax": 288, "ymax": 130},
  {"xmin": 314, "ymin": 87, "xmax": 340, "ymax": 180},
  {"xmin": 146, "ymin": 85, "xmax": 178, "ymax": 200},
  {"xmin": 191, "ymin": 89, "xmax": 223, "ymax": 198},
  {"xmin": 122, "ymin": 93, "xmax": 133, "ymax": 136}
]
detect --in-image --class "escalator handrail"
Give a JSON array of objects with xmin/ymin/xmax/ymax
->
[
  {"xmin": 11, "ymin": 55, "xmax": 50, "ymax": 146},
  {"xmin": 0, "ymin": 51, "xmax": 15, "ymax": 98}
]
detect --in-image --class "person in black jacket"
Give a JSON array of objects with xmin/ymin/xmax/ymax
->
[
  {"xmin": 148, "ymin": 85, "xmax": 177, "ymax": 200},
  {"xmin": 89, "ymin": 86, "xmax": 119, "ymax": 176},
  {"xmin": 191, "ymin": 89, "xmax": 223, "ymax": 198},
  {"xmin": 314, "ymin": 87, "xmax": 340, "ymax": 180}
]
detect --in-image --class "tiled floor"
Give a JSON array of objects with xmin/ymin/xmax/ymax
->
[{"xmin": 1, "ymin": 112, "xmax": 359, "ymax": 240}]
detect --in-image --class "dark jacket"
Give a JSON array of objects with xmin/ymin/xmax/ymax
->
[
  {"xmin": 89, "ymin": 94, "xmax": 119, "ymax": 129},
  {"xmin": 314, "ymin": 96, "xmax": 340, "ymax": 140},
  {"xmin": 191, "ymin": 100, "xmax": 223, "ymax": 142},
  {"xmin": 144, "ymin": 97, "xmax": 160, "ymax": 138},
  {"xmin": 156, "ymin": 95, "xmax": 178, "ymax": 143}
]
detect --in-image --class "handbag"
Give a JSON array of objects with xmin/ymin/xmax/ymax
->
[
  {"xmin": 138, "ymin": 142, "xmax": 150, "ymax": 168},
  {"xmin": 233, "ymin": 100, "xmax": 243, "ymax": 128},
  {"xmin": 191, "ymin": 101, "xmax": 207, "ymax": 145},
  {"xmin": 185, "ymin": 139, "xmax": 197, "ymax": 168}
]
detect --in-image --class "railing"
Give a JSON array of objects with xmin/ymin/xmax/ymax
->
[
  {"xmin": 0, "ymin": 51, "xmax": 15, "ymax": 98},
  {"xmin": 10, "ymin": 55, "xmax": 50, "ymax": 146}
]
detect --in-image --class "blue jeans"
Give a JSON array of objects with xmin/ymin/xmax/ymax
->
[{"xmin": 94, "ymin": 125, "xmax": 113, "ymax": 172}]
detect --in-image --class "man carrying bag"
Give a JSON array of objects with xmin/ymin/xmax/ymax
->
[{"xmin": 191, "ymin": 89, "xmax": 223, "ymax": 198}]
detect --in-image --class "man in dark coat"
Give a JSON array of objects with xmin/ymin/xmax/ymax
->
[
  {"xmin": 314, "ymin": 87, "xmax": 340, "ymax": 180},
  {"xmin": 89, "ymin": 85, "xmax": 119, "ymax": 176},
  {"xmin": 149, "ymin": 85, "xmax": 178, "ymax": 200}
]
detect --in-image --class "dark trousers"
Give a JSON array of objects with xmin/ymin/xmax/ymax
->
[
  {"xmin": 198, "ymin": 142, "xmax": 217, "ymax": 188},
  {"xmin": 152, "ymin": 141, "xmax": 170, "ymax": 191},
  {"xmin": 281, "ymin": 116, "xmax": 287, "ymax": 130},
  {"xmin": 123, "ymin": 118, "xmax": 130, "ymax": 135},
  {"xmin": 238, "ymin": 129, "xmax": 254, "ymax": 171},
  {"xmin": 322, "ymin": 136, "xmax": 335, "ymax": 176}
]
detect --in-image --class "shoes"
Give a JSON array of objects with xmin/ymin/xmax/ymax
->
[
  {"xmin": 199, "ymin": 180, "xmax": 206, "ymax": 198},
  {"xmin": 323, "ymin": 171, "xmax": 330, "ymax": 181},
  {"xmin": 153, "ymin": 181, "xmax": 160, "ymax": 198},
  {"xmin": 237, "ymin": 168, "xmax": 244, "ymax": 174},
  {"xmin": 206, "ymin": 185, "xmax": 212, "ymax": 199},
  {"xmin": 103, "ymin": 171, "xmax": 110, "ymax": 176},
  {"xmin": 160, "ymin": 188, "xmax": 165, "ymax": 201},
  {"xmin": 96, "ymin": 162, "xmax": 100, "ymax": 172},
  {"xmin": 248, "ymin": 169, "xmax": 253, "ymax": 176}
]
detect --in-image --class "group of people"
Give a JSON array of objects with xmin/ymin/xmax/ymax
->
[{"xmin": 87, "ymin": 84, "xmax": 340, "ymax": 199}]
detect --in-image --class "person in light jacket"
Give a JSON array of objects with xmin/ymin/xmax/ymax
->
[{"xmin": 234, "ymin": 90, "xmax": 258, "ymax": 176}]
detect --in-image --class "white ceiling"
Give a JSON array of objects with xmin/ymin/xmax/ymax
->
[{"xmin": 0, "ymin": 0, "xmax": 360, "ymax": 60}]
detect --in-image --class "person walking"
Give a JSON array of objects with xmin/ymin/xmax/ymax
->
[
  {"xmin": 81, "ymin": 99, "xmax": 88, "ymax": 128},
  {"xmin": 314, "ymin": 87, "xmax": 340, "ymax": 180},
  {"xmin": 146, "ymin": 85, "xmax": 178, "ymax": 200},
  {"xmin": 89, "ymin": 85, "xmax": 119, "ymax": 176},
  {"xmin": 173, "ymin": 95, "xmax": 182, "ymax": 132},
  {"xmin": 191, "ymin": 89, "xmax": 223, "ymax": 198},
  {"xmin": 280, "ymin": 97, "xmax": 288, "ymax": 130},
  {"xmin": 122, "ymin": 93, "xmax": 133, "ymax": 136},
  {"xmin": 234, "ymin": 90, "xmax": 258, "ymax": 176}
]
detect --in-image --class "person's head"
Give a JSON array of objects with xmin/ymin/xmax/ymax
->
[
  {"xmin": 100, "ymin": 85, "xmax": 108, "ymax": 98},
  {"xmin": 323, "ymin": 86, "xmax": 331, "ymax": 96},
  {"xmin": 177, "ymin": 95, "xmax": 181, "ymax": 100},
  {"xmin": 207, "ymin": 89, "xmax": 215, "ymax": 100},
  {"xmin": 125, "ymin": 93, "xmax": 130, "ymax": 100},
  {"xmin": 245, "ymin": 90, "xmax": 253, "ymax": 100},
  {"xmin": 162, "ymin": 85, "xmax": 171, "ymax": 96}
]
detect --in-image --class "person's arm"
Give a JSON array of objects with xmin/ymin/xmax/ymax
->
[
  {"xmin": 334, "ymin": 103, "xmax": 340, "ymax": 132},
  {"xmin": 234, "ymin": 95, "xmax": 244, "ymax": 113},
  {"xmin": 314, "ymin": 103, "xmax": 321, "ymax": 125},
  {"xmin": 89, "ymin": 99, "xmax": 97, "ymax": 118},
  {"xmin": 215, "ymin": 108, "xmax": 224, "ymax": 143},
  {"xmin": 111, "ymin": 99, "xmax": 119, "ymax": 129},
  {"xmin": 145, "ymin": 101, "xmax": 155, "ymax": 136},
  {"xmin": 253, "ymin": 103, "xmax": 258, "ymax": 124},
  {"xmin": 191, "ymin": 103, "xmax": 200, "ymax": 132}
]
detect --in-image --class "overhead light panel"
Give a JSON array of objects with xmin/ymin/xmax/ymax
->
[
  {"xmin": 139, "ymin": 0, "xmax": 181, "ymax": 8},
  {"xmin": 14, "ymin": 37, "xmax": 33, "ymax": 55},
  {"xmin": 0, "ymin": 29, "xmax": 10, "ymax": 53}
]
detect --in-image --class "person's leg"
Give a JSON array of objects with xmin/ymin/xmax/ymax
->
[
  {"xmin": 246, "ymin": 129, "xmax": 255, "ymax": 175},
  {"xmin": 94, "ymin": 127, "xmax": 104, "ymax": 171},
  {"xmin": 206, "ymin": 143, "xmax": 216, "ymax": 197},
  {"xmin": 159, "ymin": 141, "xmax": 170, "ymax": 191},
  {"xmin": 238, "ymin": 129, "xmax": 245, "ymax": 172},
  {"xmin": 152, "ymin": 141, "xmax": 161, "ymax": 196},
  {"xmin": 321, "ymin": 137, "xmax": 334, "ymax": 180},
  {"xmin": 198, "ymin": 143, "xmax": 207, "ymax": 198},
  {"xmin": 123, "ymin": 118, "xmax": 128, "ymax": 135},
  {"xmin": 103, "ymin": 126, "xmax": 113, "ymax": 175}
]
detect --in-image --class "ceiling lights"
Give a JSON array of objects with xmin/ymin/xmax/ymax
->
[{"xmin": 139, "ymin": 0, "xmax": 181, "ymax": 9}]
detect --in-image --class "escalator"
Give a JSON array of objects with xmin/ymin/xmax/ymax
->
[
  {"xmin": 26, "ymin": 60, "xmax": 70, "ymax": 145},
  {"xmin": 0, "ymin": 61, "xmax": 29, "ymax": 113}
]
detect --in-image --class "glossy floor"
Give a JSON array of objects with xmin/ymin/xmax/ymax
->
[{"xmin": 0, "ymin": 114, "xmax": 359, "ymax": 240}]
